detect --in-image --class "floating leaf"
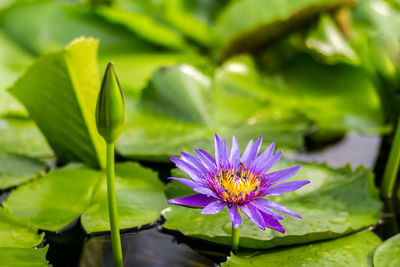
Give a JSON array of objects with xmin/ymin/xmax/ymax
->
[
  {"xmin": 0, "ymin": 208, "xmax": 48, "ymax": 266},
  {"xmin": 0, "ymin": 208, "xmax": 44, "ymax": 248},
  {"xmin": 0, "ymin": 1, "xmax": 151, "ymax": 56},
  {"xmin": 0, "ymin": 154, "xmax": 47, "ymax": 189},
  {"xmin": 373, "ymin": 233, "xmax": 400, "ymax": 267},
  {"xmin": 163, "ymin": 161, "xmax": 382, "ymax": 249},
  {"xmin": 306, "ymin": 14, "xmax": 358, "ymax": 64},
  {"xmin": 95, "ymin": 6, "xmax": 186, "ymax": 50},
  {"xmin": 0, "ymin": 246, "xmax": 49, "ymax": 267},
  {"xmin": 0, "ymin": 118, "xmax": 53, "ymax": 159},
  {"xmin": 217, "ymin": 54, "xmax": 388, "ymax": 134},
  {"xmin": 0, "ymin": 30, "xmax": 32, "ymax": 117},
  {"xmin": 116, "ymin": 64, "xmax": 310, "ymax": 161},
  {"xmin": 4, "ymin": 162, "xmax": 167, "ymax": 233},
  {"xmin": 222, "ymin": 230, "xmax": 380, "ymax": 266},
  {"xmin": 9, "ymin": 38, "xmax": 106, "ymax": 168},
  {"xmin": 215, "ymin": 0, "xmax": 354, "ymax": 60}
]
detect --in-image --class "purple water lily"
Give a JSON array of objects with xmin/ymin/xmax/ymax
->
[{"xmin": 168, "ymin": 134, "xmax": 309, "ymax": 233}]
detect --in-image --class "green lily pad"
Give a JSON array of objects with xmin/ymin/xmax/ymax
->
[
  {"xmin": 0, "ymin": 208, "xmax": 44, "ymax": 248},
  {"xmin": 0, "ymin": 246, "xmax": 49, "ymax": 267},
  {"xmin": 0, "ymin": 1, "xmax": 153, "ymax": 56},
  {"xmin": 163, "ymin": 161, "xmax": 382, "ymax": 249},
  {"xmin": 222, "ymin": 230, "xmax": 381, "ymax": 267},
  {"xmin": 0, "ymin": 30, "xmax": 32, "ymax": 117},
  {"xmin": 95, "ymin": 6, "xmax": 186, "ymax": 50},
  {"xmin": 4, "ymin": 162, "xmax": 167, "ymax": 233},
  {"xmin": 306, "ymin": 14, "xmax": 358, "ymax": 65},
  {"xmin": 0, "ymin": 118, "xmax": 53, "ymax": 159},
  {"xmin": 0, "ymin": 154, "xmax": 47, "ymax": 189},
  {"xmin": 116, "ymin": 64, "xmax": 310, "ymax": 161},
  {"xmin": 373, "ymin": 233, "xmax": 400, "ymax": 267},
  {"xmin": 0, "ymin": 208, "xmax": 49, "ymax": 266},
  {"xmin": 215, "ymin": 0, "xmax": 353, "ymax": 60},
  {"xmin": 216, "ymin": 54, "xmax": 388, "ymax": 134},
  {"xmin": 162, "ymin": 0, "xmax": 228, "ymax": 47},
  {"xmin": 9, "ymin": 38, "xmax": 106, "ymax": 169}
]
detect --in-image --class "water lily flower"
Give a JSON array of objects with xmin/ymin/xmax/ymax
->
[{"xmin": 168, "ymin": 134, "xmax": 309, "ymax": 234}]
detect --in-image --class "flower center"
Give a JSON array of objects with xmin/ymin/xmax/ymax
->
[{"xmin": 213, "ymin": 163, "xmax": 262, "ymax": 204}]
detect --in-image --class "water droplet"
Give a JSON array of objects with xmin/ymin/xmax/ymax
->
[{"xmin": 222, "ymin": 222, "xmax": 232, "ymax": 234}]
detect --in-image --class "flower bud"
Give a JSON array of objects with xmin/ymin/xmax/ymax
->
[{"xmin": 96, "ymin": 62, "xmax": 125, "ymax": 144}]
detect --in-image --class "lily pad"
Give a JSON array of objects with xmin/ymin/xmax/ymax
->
[
  {"xmin": 116, "ymin": 64, "xmax": 310, "ymax": 161},
  {"xmin": 222, "ymin": 230, "xmax": 381, "ymax": 266},
  {"xmin": 0, "ymin": 246, "xmax": 49, "ymax": 267},
  {"xmin": 215, "ymin": 0, "xmax": 353, "ymax": 60},
  {"xmin": 306, "ymin": 14, "xmax": 358, "ymax": 64},
  {"xmin": 95, "ymin": 6, "xmax": 186, "ymax": 50},
  {"xmin": 0, "ymin": 1, "xmax": 152, "ymax": 56},
  {"xmin": 0, "ymin": 208, "xmax": 44, "ymax": 248},
  {"xmin": 0, "ymin": 118, "xmax": 53, "ymax": 159},
  {"xmin": 9, "ymin": 38, "xmax": 106, "ymax": 169},
  {"xmin": 0, "ymin": 154, "xmax": 47, "ymax": 189},
  {"xmin": 0, "ymin": 30, "xmax": 32, "ymax": 117},
  {"xmin": 373, "ymin": 233, "xmax": 400, "ymax": 267},
  {"xmin": 163, "ymin": 160, "xmax": 382, "ymax": 249},
  {"xmin": 4, "ymin": 162, "xmax": 167, "ymax": 233},
  {"xmin": 0, "ymin": 208, "xmax": 49, "ymax": 266},
  {"xmin": 216, "ymin": 54, "xmax": 388, "ymax": 134}
]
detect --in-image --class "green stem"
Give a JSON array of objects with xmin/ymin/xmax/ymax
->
[
  {"xmin": 231, "ymin": 224, "xmax": 240, "ymax": 254},
  {"xmin": 106, "ymin": 143, "xmax": 123, "ymax": 267},
  {"xmin": 382, "ymin": 116, "xmax": 400, "ymax": 198}
]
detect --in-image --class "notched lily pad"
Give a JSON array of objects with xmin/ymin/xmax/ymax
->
[
  {"xmin": 0, "ymin": 208, "xmax": 48, "ymax": 266},
  {"xmin": 216, "ymin": 0, "xmax": 354, "ymax": 60},
  {"xmin": 9, "ymin": 38, "xmax": 106, "ymax": 168},
  {"xmin": 222, "ymin": 230, "xmax": 380, "ymax": 266},
  {"xmin": 373, "ymin": 233, "xmax": 400, "ymax": 267},
  {"xmin": 0, "ymin": 154, "xmax": 47, "ymax": 189},
  {"xmin": 163, "ymin": 161, "xmax": 382, "ymax": 249},
  {"xmin": 4, "ymin": 162, "xmax": 167, "ymax": 233},
  {"xmin": 0, "ymin": 118, "xmax": 53, "ymax": 159}
]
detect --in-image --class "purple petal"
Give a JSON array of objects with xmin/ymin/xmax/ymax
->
[
  {"xmin": 170, "ymin": 157, "xmax": 204, "ymax": 184},
  {"xmin": 240, "ymin": 139, "xmax": 254, "ymax": 164},
  {"xmin": 168, "ymin": 194, "xmax": 216, "ymax": 207},
  {"xmin": 260, "ymin": 212, "xmax": 285, "ymax": 233},
  {"xmin": 255, "ymin": 198, "xmax": 302, "ymax": 219},
  {"xmin": 214, "ymin": 134, "xmax": 228, "ymax": 169},
  {"xmin": 265, "ymin": 180, "xmax": 310, "ymax": 196},
  {"xmin": 168, "ymin": 177, "xmax": 198, "ymax": 188},
  {"xmin": 180, "ymin": 151, "xmax": 208, "ymax": 173},
  {"xmin": 252, "ymin": 142, "xmax": 275, "ymax": 169},
  {"xmin": 193, "ymin": 186, "xmax": 219, "ymax": 198},
  {"xmin": 201, "ymin": 200, "xmax": 226, "ymax": 214},
  {"xmin": 229, "ymin": 136, "xmax": 240, "ymax": 169},
  {"xmin": 195, "ymin": 149, "xmax": 216, "ymax": 170},
  {"xmin": 240, "ymin": 203, "xmax": 266, "ymax": 230},
  {"xmin": 227, "ymin": 205, "xmax": 242, "ymax": 229},
  {"xmin": 265, "ymin": 165, "xmax": 301, "ymax": 186},
  {"xmin": 249, "ymin": 200, "xmax": 284, "ymax": 220},
  {"xmin": 257, "ymin": 150, "xmax": 282, "ymax": 174},
  {"xmin": 249, "ymin": 136, "xmax": 263, "ymax": 162}
]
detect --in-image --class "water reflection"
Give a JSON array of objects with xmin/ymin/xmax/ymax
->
[{"xmin": 80, "ymin": 227, "xmax": 216, "ymax": 267}]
